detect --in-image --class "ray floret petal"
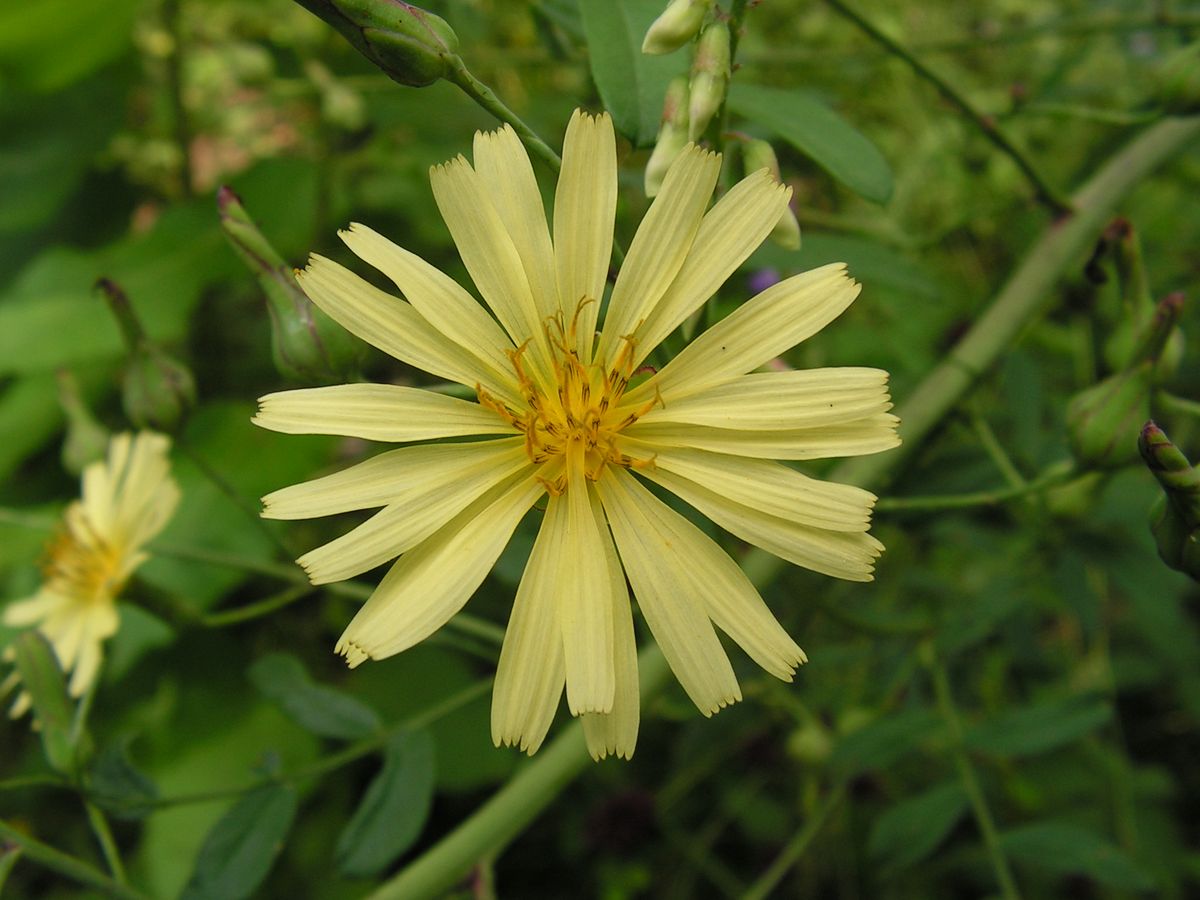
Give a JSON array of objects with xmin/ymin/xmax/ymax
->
[{"xmin": 258, "ymin": 108, "xmax": 899, "ymax": 761}]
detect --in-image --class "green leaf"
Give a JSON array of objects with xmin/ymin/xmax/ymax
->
[
  {"xmin": 580, "ymin": 0, "xmax": 688, "ymax": 146},
  {"xmin": 965, "ymin": 694, "xmax": 1112, "ymax": 757},
  {"xmin": 0, "ymin": 0, "xmax": 140, "ymax": 92},
  {"xmin": 728, "ymin": 83, "xmax": 893, "ymax": 203},
  {"xmin": 87, "ymin": 738, "xmax": 159, "ymax": 820},
  {"xmin": 335, "ymin": 730, "xmax": 436, "ymax": 878},
  {"xmin": 249, "ymin": 653, "xmax": 381, "ymax": 741},
  {"xmin": 1000, "ymin": 822, "xmax": 1155, "ymax": 891},
  {"xmin": 831, "ymin": 707, "xmax": 941, "ymax": 776},
  {"xmin": 179, "ymin": 783, "xmax": 299, "ymax": 900},
  {"xmin": 12, "ymin": 631, "xmax": 78, "ymax": 774},
  {"xmin": 868, "ymin": 781, "xmax": 968, "ymax": 869}
]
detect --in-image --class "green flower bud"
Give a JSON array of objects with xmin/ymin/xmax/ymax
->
[
  {"xmin": 1103, "ymin": 220, "xmax": 1184, "ymax": 381},
  {"xmin": 1157, "ymin": 41, "xmax": 1200, "ymax": 115},
  {"xmin": 687, "ymin": 22, "xmax": 730, "ymax": 141},
  {"xmin": 1140, "ymin": 422, "xmax": 1200, "ymax": 580},
  {"xmin": 1068, "ymin": 293, "xmax": 1183, "ymax": 469},
  {"xmin": 56, "ymin": 370, "xmax": 110, "ymax": 476},
  {"xmin": 642, "ymin": 0, "xmax": 712, "ymax": 56},
  {"xmin": 743, "ymin": 139, "xmax": 801, "ymax": 250},
  {"xmin": 1066, "ymin": 366, "xmax": 1152, "ymax": 469},
  {"xmin": 645, "ymin": 76, "xmax": 690, "ymax": 197},
  {"xmin": 97, "ymin": 278, "xmax": 196, "ymax": 432},
  {"xmin": 786, "ymin": 721, "xmax": 833, "ymax": 764},
  {"xmin": 218, "ymin": 186, "xmax": 365, "ymax": 383},
  {"xmin": 294, "ymin": 0, "xmax": 459, "ymax": 87}
]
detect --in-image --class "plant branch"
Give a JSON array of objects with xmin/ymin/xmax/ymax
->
[
  {"xmin": 822, "ymin": 0, "xmax": 1072, "ymax": 213},
  {"xmin": 0, "ymin": 819, "xmax": 149, "ymax": 900},
  {"xmin": 741, "ymin": 781, "xmax": 847, "ymax": 900},
  {"xmin": 877, "ymin": 459, "xmax": 1077, "ymax": 512}
]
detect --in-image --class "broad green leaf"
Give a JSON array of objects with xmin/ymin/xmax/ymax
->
[
  {"xmin": 868, "ymin": 782, "xmax": 968, "ymax": 869},
  {"xmin": 1000, "ymin": 822, "xmax": 1155, "ymax": 891},
  {"xmin": 0, "ymin": 0, "xmax": 140, "ymax": 92},
  {"xmin": 249, "ymin": 653, "xmax": 381, "ymax": 741},
  {"xmin": 179, "ymin": 783, "xmax": 298, "ymax": 900},
  {"xmin": 831, "ymin": 708, "xmax": 941, "ymax": 776},
  {"xmin": 0, "ymin": 77, "xmax": 126, "ymax": 232},
  {"xmin": 0, "ymin": 374, "xmax": 62, "ymax": 482},
  {"xmin": 728, "ymin": 83, "xmax": 893, "ymax": 203},
  {"xmin": 965, "ymin": 695, "xmax": 1111, "ymax": 757},
  {"xmin": 88, "ymin": 738, "xmax": 159, "ymax": 820},
  {"xmin": 335, "ymin": 730, "xmax": 436, "ymax": 878},
  {"xmin": 580, "ymin": 0, "xmax": 688, "ymax": 146},
  {"xmin": 12, "ymin": 631, "xmax": 78, "ymax": 774}
]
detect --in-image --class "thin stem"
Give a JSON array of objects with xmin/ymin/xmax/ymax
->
[
  {"xmin": 162, "ymin": 0, "xmax": 193, "ymax": 197},
  {"xmin": 0, "ymin": 774, "xmax": 69, "ymax": 793},
  {"xmin": 0, "ymin": 819, "xmax": 149, "ymax": 900},
  {"xmin": 915, "ymin": 11, "xmax": 1200, "ymax": 53},
  {"xmin": 146, "ymin": 678, "xmax": 489, "ymax": 809},
  {"xmin": 821, "ymin": 0, "xmax": 1072, "ymax": 213},
  {"xmin": 971, "ymin": 411, "xmax": 1027, "ymax": 489},
  {"xmin": 1158, "ymin": 392, "xmax": 1200, "ymax": 420},
  {"xmin": 928, "ymin": 651, "xmax": 1022, "ymax": 900},
  {"xmin": 83, "ymin": 800, "xmax": 127, "ymax": 885},
  {"xmin": 176, "ymin": 441, "xmax": 294, "ymax": 559},
  {"xmin": 1014, "ymin": 102, "xmax": 1161, "ymax": 127},
  {"xmin": 0, "ymin": 507, "xmax": 56, "ymax": 530},
  {"xmin": 198, "ymin": 584, "xmax": 314, "ymax": 628},
  {"xmin": 153, "ymin": 541, "xmax": 505, "ymax": 645},
  {"xmin": 444, "ymin": 56, "xmax": 562, "ymax": 173},
  {"xmin": 878, "ymin": 459, "xmax": 1077, "ymax": 512},
  {"xmin": 741, "ymin": 782, "xmax": 847, "ymax": 900}
]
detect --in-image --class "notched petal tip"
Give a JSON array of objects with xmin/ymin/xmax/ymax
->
[{"xmin": 335, "ymin": 638, "xmax": 371, "ymax": 668}]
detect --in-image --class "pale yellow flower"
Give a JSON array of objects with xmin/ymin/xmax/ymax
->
[
  {"xmin": 254, "ymin": 110, "xmax": 898, "ymax": 759},
  {"xmin": 3, "ymin": 432, "xmax": 179, "ymax": 714}
]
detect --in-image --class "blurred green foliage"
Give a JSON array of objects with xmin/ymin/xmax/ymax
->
[{"xmin": 2, "ymin": 0, "xmax": 1199, "ymax": 897}]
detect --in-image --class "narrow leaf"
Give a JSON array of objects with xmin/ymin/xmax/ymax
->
[
  {"xmin": 12, "ymin": 631, "xmax": 77, "ymax": 774},
  {"xmin": 580, "ymin": 0, "xmax": 688, "ymax": 146},
  {"xmin": 965, "ymin": 695, "xmax": 1111, "ymax": 757},
  {"xmin": 335, "ymin": 730, "xmax": 437, "ymax": 878},
  {"xmin": 1000, "ymin": 822, "xmax": 1155, "ymax": 890},
  {"xmin": 179, "ymin": 783, "xmax": 298, "ymax": 900},
  {"xmin": 728, "ymin": 83, "xmax": 894, "ymax": 203},
  {"xmin": 249, "ymin": 653, "xmax": 381, "ymax": 740},
  {"xmin": 868, "ymin": 781, "xmax": 968, "ymax": 869}
]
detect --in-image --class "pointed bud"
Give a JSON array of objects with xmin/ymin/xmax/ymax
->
[
  {"xmin": 56, "ymin": 370, "xmax": 110, "ymax": 475},
  {"xmin": 1066, "ymin": 367, "xmax": 1152, "ymax": 470},
  {"xmin": 687, "ymin": 22, "xmax": 730, "ymax": 141},
  {"xmin": 97, "ymin": 278, "xmax": 196, "ymax": 432},
  {"xmin": 1157, "ymin": 41, "xmax": 1200, "ymax": 114},
  {"xmin": 645, "ymin": 77, "xmax": 690, "ymax": 197},
  {"xmin": 743, "ymin": 139, "xmax": 801, "ymax": 250},
  {"xmin": 218, "ymin": 187, "xmax": 365, "ymax": 383},
  {"xmin": 1140, "ymin": 422, "xmax": 1200, "ymax": 579},
  {"xmin": 1103, "ymin": 221, "xmax": 1184, "ymax": 380},
  {"xmin": 294, "ymin": 0, "xmax": 459, "ymax": 87},
  {"xmin": 642, "ymin": 0, "xmax": 712, "ymax": 56}
]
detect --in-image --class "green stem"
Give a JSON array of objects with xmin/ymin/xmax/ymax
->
[
  {"xmin": 1014, "ymin": 102, "xmax": 1161, "ymax": 127},
  {"xmin": 877, "ymin": 459, "xmax": 1077, "ymax": 512},
  {"xmin": 162, "ymin": 0, "xmax": 193, "ymax": 197},
  {"xmin": 146, "ymin": 678, "xmax": 489, "ymax": 809},
  {"xmin": 741, "ymin": 782, "xmax": 847, "ymax": 900},
  {"xmin": 198, "ymin": 584, "xmax": 314, "ymax": 628},
  {"xmin": 971, "ymin": 411, "xmax": 1027, "ymax": 489},
  {"xmin": 444, "ymin": 56, "xmax": 562, "ymax": 173},
  {"xmin": 1158, "ymin": 392, "xmax": 1200, "ymax": 420},
  {"xmin": 821, "ymin": 0, "xmax": 1072, "ymax": 213},
  {"xmin": 836, "ymin": 115, "xmax": 1200, "ymax": 493},
  {"xmin": 0, "ymin": 819, "xmax": 149, "ymax": 900},
  {"xmin": 366, "ymin": 647, "xmax": 671, "ymax": 900},
  {"xmin": 916, "ymin": 10, "xmax": 1200, "ymax": 52},
  {"xmin": 83, "ymin": 800, "xmax": 127, "ymax": 885},
  {"xmin": 928, "ymin": 652, "xmax": 1021, "ymax": 900}
]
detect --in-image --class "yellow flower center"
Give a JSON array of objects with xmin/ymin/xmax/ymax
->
[
  {"xmin": 477, "ymin": 301, "xmax": 660, "ymax": 493},
  {"xmin": 41, "ymin": 518, "xmax": 124, "ymax": 605}
]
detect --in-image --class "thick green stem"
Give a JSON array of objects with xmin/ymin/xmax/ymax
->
[
  {"xmin": 366, "ymin": 648, "xmax": 671, "ymax": 900},
  {"xmin": 823, "ymin": 0, "xmax": 1072, "ymax": 213},
  {"xmin": 0, "ymin": 820, "xmax": 149, "ymax": 900},
  {"xmin": 929, "ymin": 652, "xmax": 1022, "ymax": 900}
]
